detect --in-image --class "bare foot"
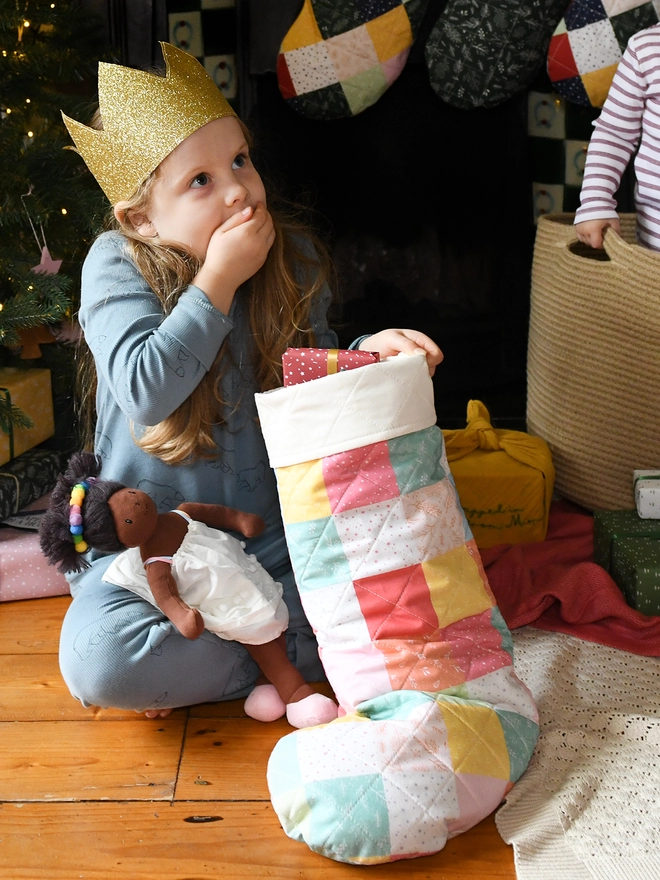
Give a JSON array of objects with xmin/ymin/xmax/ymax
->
[{"xmin": 143, "ymin": 707, "xmax": 173, "ymax": 719}]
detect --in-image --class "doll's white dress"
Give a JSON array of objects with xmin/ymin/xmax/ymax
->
[{"xmin": 102, "ymin": 510, "xmax": 288, "ymax": 644}]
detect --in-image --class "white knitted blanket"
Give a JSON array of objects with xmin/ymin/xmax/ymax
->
[{"xmin": 497, "ymin": 629, "xmax": 660, "ymax": 880}]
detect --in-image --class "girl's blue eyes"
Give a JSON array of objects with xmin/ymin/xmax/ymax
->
[{"xmin": 189, "ymin": 155, "xmax": 248, "ymax": 188}]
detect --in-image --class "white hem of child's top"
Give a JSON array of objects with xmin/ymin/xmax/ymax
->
[{"xmin": 254, "ymin": 353, "xmax": 437, "ymax": 468}]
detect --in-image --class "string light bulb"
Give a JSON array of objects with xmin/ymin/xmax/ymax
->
[
  {"xmin": 61, "ymin": 208, "xmax": 67, "ymax": 215},
  {"xmin": 25, "ymin": 98, "xmax": 31, "ymax": 104},
  {"xmin": 23, "ymin": 20, "xmax": 30, "ymax": 28},
  {"xmin": 27, "ymin": 130, "xmax": 34, "ymax": 137}
]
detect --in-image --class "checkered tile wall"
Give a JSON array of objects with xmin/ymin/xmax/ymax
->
[
  {"xmin": 528, "ymin": 72, "xmax": 600, "ymax": 222},
  {"xmin": 167, "ymin": 0, "xmax": 239, "ymax": 107}
]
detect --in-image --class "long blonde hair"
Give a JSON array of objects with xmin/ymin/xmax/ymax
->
[{"xmin": 77, "ymin": 135, "xmax": 331, "ymax": 464}]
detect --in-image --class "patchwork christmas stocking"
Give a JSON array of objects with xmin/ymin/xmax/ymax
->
[
  {"xmin": 277, "ymin": 0, "xmax": 429, "ymax": 119},
  {"xmin": 255, "ymin": 355, "xmax": 539, "ymax": 865},
  {"xmin": 547, "ymin": 0, "xmax": 659, "ymax": 107},
  {"xmin": 425, "ymin": 0, "xmax": 568, "ymax": 109}
]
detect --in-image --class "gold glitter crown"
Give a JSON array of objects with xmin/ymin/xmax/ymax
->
[{"xmin": 62, "ymin": 42, "xmax": 236, "ymax": 205}]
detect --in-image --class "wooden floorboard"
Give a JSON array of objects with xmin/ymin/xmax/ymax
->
[{"xmin": 0, "ymin": 595, "xmax": 517, "ymax": 878}]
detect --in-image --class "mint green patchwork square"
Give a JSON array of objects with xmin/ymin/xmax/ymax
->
[
  {"xmin": 388, "ymin": 426, "xmax": 447, "ymax": 496},
  {"xmin": 490, "ymin": 606, "xmax": 514, "ymax": 661},
  {"xmin": 285, "ymin": 516, "xmax": 353, "ymax": 590},
  {"xmin": 305, "ymin": 773, "xmax": 391, "ymax": 860},
  {"xmin": 494, "ymin": 709, "xmax": 539, "ymax": 782},
  {"xmin": 355, "ymin": 689, "xmax": 438, "ymax": 722},
  {"xmin": 267, "ymin": 731, "xmax": 302, "ymax": 797}
]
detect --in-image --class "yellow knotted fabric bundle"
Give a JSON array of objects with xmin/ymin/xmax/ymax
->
[{"xmin": 442, "ymin": 400, "xmax": 555, "ymax": 549}]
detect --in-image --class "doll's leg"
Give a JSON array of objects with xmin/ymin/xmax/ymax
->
[
  {"xmin": 274, "ymin": 566, "xmax": 326, "ymax": 683},
  {"xmin": 245, "ymin": 635, "xmax": 338, "ymax": 729},
  {"xmin": 59, "ymin": 555, "xmax": 259, "ymax": 712}
]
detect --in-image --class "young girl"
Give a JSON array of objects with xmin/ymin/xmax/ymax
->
[{"xmin": 59, "ymin": 42, "xmax": 442, "ymax": 719}]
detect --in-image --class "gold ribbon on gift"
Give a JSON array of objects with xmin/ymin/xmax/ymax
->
[
  {"xmin": 444, "ymin": 400, "xmax": 553, "ymax": 472},
  {"xmin": 327, "ymin": 349, "xmax": 339, "ymax": 375}
]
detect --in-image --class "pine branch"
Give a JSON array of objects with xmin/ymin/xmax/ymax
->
[{"xmin": 0, "ymin": 397, "xmax": 34, "ymax": 434}]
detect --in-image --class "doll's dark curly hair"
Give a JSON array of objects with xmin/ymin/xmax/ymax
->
[{"xmin": 39, "ymin": 451, "xmax": 127, "ymax": 574}]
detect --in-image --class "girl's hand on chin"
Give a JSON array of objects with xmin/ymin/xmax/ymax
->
[
  {"xmin": 193, "ymin": 203, "xmax": 275, "ymax": 313},
  {"xmin": 359, "ymin": 329, "xmax": 444, "ymax": 377}
]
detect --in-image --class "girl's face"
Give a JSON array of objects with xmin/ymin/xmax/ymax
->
[{"xmin": 121, "ymin": 116, "xmax": 266, "ymax": 261}]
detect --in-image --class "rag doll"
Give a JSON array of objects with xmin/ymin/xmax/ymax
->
[{"xmin": 39, "ymin": 452, "xmax": 338, "ymax": 729}]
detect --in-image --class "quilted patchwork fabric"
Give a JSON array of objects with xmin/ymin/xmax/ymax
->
[
  {"xmin": 255, "ymin": 355, "xmax": 538, "ymax": 864},
  {"xmin": 548, "ymin": 0, "xmax": 659, "ymax": 106},
  {"xmin": 277, "ymin": 0, "xmax": 428, "ymax": 119},
  {"xmin": 425, "ymin": 0, "xmax": 568, "ymax": 109}
]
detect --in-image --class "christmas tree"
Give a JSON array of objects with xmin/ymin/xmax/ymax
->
[{"xmin": 0, "ymin": 0, "xmax": 109, "ymax": 437}]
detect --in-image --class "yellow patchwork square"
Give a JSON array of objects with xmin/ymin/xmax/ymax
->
[
  {"xmin": 276, "ymin": 459, "xmax": 332, "ymax": 524},
  {"xmin": 281, "ymin": 0, "xmax": 324, "ymax": 52},
  {"xmin": 365, "ymin": 5, "xmax": 412, "ymax": 63},
  {"xmin": 582, "ymin": 64, "xmax": 619, "ymax": 109},
  {"xmin": 423, "ymin": 544, "xmax": 494, "ymax": 629},
  {"xmin": 439, "ymin": 701, "xmax": 510, "ymax": 779}
]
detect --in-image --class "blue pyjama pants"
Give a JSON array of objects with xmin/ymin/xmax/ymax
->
[{"xmin": 59, "ymin": 553, "xmax": 324, "ymax": 712}]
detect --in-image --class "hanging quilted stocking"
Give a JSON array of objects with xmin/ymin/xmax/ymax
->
[
  {"xmin": 547, "ymin": 0, "xmax": 659, "ymax": 107},
  {"xmin": 425, "ymin": 0, "xmax": 568, "ymax": 109},
  {"xmin": 276, "ymin": 0, "xmax": 429, "ymax": 119},
  {"xmin": 255, "ymin": 353, "xmax": 539, "ymax": 865}
]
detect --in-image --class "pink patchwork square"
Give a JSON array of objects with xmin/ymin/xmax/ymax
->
[
  {"xmin": 437, "ymin": 609, "xmax": 513, "ymax": 682},
  {"xmin": 325, "ymin": 25, "xmax": 380, "ymax": 79},
  {"xmin": 381, "ymin": 48, "xmax": 408, "ymax": 85},
  {"xmin": 322, "ymin": 441, "xmax": 399, "ymax": 514}
]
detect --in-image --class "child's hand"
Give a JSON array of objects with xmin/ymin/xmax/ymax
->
[
  {"xmin": 575, "ymin": 217, "xmax": 621, "ymax": 249},
  {"xmin": 194, "ymin": 203, "xmax": 275, "ymax": 313},
  {"xmin": 359, "ymin": 329, "xmax": 443, "ymax": 377}
]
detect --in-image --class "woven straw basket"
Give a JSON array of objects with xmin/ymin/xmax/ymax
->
[{"xmin": 527, "ymin": 213, "xmax": 660, "ymax": 511}]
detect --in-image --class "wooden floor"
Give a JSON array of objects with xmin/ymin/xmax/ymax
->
[{"xmin": 0, "ymin": 595, "xmax": 517, "ymax": 879}]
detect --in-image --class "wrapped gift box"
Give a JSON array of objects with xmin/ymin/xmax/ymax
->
[
  {"xmin": 0, "ymin": 367, "xmax": 54, "ymax": 466},
  {"xmin": 283, "ymin": 348, "xmax": 380, "ymax": 386},
  {"xmin": 593, "ymin": 509, "xmax": 660, "ymax": 572},
  {"xmin": 634, "ymin": 470, "xmax": 660, "ymax": 519},
  {"xmin": 610, "ymin": 537, "xmax": 660, "ymax": 615},
  {"xmin": 0, "ymin": 526, "xmax": 69, "ymax": 602},
  {"xmin": 442, "ymin": 400, "xmax": 555, "ymax": 549},
  {"xmin": 0, "ymin": 491, "xmax": 69, "ymax": 602},
  {"xmin": 0, "ymin": 447, "xmax": 64, "ymax": 521}
]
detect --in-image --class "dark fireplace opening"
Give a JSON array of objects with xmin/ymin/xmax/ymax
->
[{"xmin": 248, "ymin": 48, "xmax": 536, "ymax": 428}]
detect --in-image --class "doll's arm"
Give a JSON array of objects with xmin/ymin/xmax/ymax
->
[
  {"xmin": 144, "ymin": 560, "xmax": 204, "ymax": 640},
  {"xmin": 177, "ymin": 503, "xmax": 265, "ymax": 538}
]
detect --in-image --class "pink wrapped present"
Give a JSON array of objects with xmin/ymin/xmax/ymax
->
[
  {"xmin": 282, "ymin": 348, "xmax": 380, "ymax": 386},
  {"xmin": 0, "ymin": 492, "xmax": 69, "ymax": 602}
]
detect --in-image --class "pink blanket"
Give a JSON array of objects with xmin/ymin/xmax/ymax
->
[{"xmin": 482, "ymin": 500, "xmax": 660, "ymax": 656}]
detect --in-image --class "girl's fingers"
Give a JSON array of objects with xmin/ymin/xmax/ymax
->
[{"xmin": 218, "ymin": 205, "xmax": 254, "ymax": 233}]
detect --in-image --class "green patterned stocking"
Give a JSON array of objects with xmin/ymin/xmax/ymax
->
[{"xmin": 425, "ymin": 0, "xmax": 568, "ymax": 109}]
